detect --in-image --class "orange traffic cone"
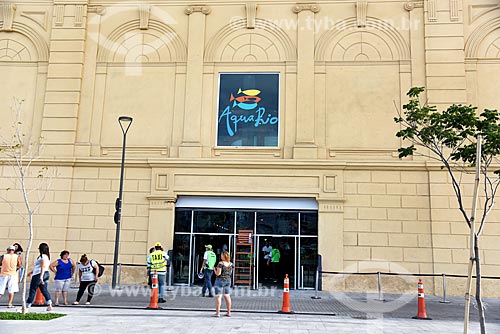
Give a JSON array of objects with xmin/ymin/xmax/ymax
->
[
  {"xmin": 413, "ymin": 278, "xmax": 431, "ymax": 320},
  {"xmin": 278, "ymin": 274, "xmax": 293, "ymax": 313},
  {"xmin": 33, "ymin": 287, "xmax": 45, "ymax": 306},
  {"xmin": 147, "ymin": 270, "xmax": 159, "ymax": 309}
]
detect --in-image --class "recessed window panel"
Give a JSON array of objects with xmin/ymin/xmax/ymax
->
[
  {"xmin": 193, "ymin": 210, "xmax": 235, "ymax": 233},
  {"xmin": 256, "ymin": 211, "xmax": 298, "ymax": 235},
  {"xmin": 174, "ymin": 209, "xmax": 192, "ymax": 233},
  {"xmin": 300, "ymin": 212, "xmax": 318, "ymax": 236},
  {"xmin": 236, "ymin": 211, "xmax": 254, "ymax": 232}
]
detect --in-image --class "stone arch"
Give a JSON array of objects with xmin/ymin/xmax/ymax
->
[
  {"xmin": 465, "ymin": 18, "xmax": 500, "ymax": 58},
  {"xmin": 97, "ymin": 19, "xmax": 187, "ymax": 63},
  {"xmin": 205, "ymin": 18, "xmax": 296, "ymax": 62},
  {"xmin": 316, "ymin": 17, "xmax": 410, "ymax": 61},
  {"xmin": 0, "ymin": 23, "xmax": 48, "ymax": 61}
]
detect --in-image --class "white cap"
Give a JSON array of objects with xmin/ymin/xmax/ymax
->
[{"xmin": 6, "ymin": 245, "xmax": 15, "ymax": 251}]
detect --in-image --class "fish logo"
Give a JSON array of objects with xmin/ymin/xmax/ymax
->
[{"xmin": 230, "ymin": 88, "xmax": 261, "ymax": 110}]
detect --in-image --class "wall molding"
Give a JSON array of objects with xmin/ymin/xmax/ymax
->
[
  {"xmin": 184, "ymin": 5, "xmax": 211, "ymax": 15},
  {"xmin": 205, "ymin": 18, "xmax": 297, "ymax": 62},
  {"xmin": 0, "ymin": 2, "xmax": 16, "ymax": 31}
]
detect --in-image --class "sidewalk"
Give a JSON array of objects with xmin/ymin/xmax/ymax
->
[{"xmin": 1, "ymin": 285, "xmax": 499, "ymax": 333}]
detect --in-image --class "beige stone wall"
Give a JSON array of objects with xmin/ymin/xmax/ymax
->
[{"xmin": 0, "ymin": 0, "xmax": 499, "ymax": 296}]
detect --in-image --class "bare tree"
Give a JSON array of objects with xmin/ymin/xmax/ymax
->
[
  {"xmin": 0, "ymin": 98, "xmax": 53, "ymax": 314},
  {"xmin": 394, "ymin": 87, "xmax": 500, "ymax": 334}
]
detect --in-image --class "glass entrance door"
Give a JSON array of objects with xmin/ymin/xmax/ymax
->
[
  {"xmin": 172, "ymin": 206, "xmax": 318, "ymax": 288},
  {"xmin": 190, "ymin": 234, "xmax": 232, "ymax": 285},
  {"xmin": 298, "ymin": 237, "xmax": 318, "ymax": 289},
  {"xmin": 256, "ymin": 236, "xmax": 296, "ymax": 289}
]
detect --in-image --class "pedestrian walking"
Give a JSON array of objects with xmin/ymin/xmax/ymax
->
[
  {"xmin": 199, "ymin": 244, "xmax": 216, "ymax": 297},
  {"xmin": 73, "ymin": 254, "xmax": 98, "ymax": 305},
  {"xmin": 213, "ymin": 250, "xmax": 233, "ymax": 317},
  {"xmin": 0, "ymin": 245, "xmax": 22, "ymax": 308},
  {"xmin": 13, "ymin": 243, "xmax": 24, "ymax": 282},
  {"xmin": 26, "ymin": 242, "xmax": 53, "ymax": 311},
  {"xmin": 49, "ymin": 250, "xmax": 76, "ymax": 306},
  {"xmin": 146, "ymin": 242, "xmax": 169, "ymax": 303}
]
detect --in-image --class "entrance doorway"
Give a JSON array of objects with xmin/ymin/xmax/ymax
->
[
  {"xmin": 190, "ymin": 234, "xmax": 233, "ymax": 286},
  {"xmin": 172, "ymin": 198, "xmax": 319, "ymax": 290},
  {"xmin": 257, "ymin": 236, "xmax": 295, "ymax": 288}
]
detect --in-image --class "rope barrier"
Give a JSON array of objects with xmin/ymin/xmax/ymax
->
[
  {"xmin": 311, "ymin": 270, "xmax": 500, "ymax": 304},
  {"xmin": 318, "ymin": 271, "xmax": 500, "ymax": 280}
]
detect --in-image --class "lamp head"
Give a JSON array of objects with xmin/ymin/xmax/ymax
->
[{"xmin": 118, "ymin": 116, "xmax": 133, "ymax": 134}]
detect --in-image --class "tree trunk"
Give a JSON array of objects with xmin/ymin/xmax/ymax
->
[
  {"xmin": 474, "ymin": 235, "xmax": 486, "ymax": 334},
  {"xmin": 21, "ymin": 213, "xmax": 33, "ymax": 315}
]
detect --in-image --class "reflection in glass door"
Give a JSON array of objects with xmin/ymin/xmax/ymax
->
[
  {"xmin": 172, "ymin": 234, "xmax": 190, "ymax": 284},
  {"xmin": 299, "ymin": 237, "xmax": 318, "ymax": 289}
]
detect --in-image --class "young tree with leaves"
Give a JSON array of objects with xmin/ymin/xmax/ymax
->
[
  {"xmin": 0, "ymin": 98, "xmax": 53, "ymax": 314},
  {"xmin": 394, "ymin": 87, "xmax": 500, "ymax": 334}
]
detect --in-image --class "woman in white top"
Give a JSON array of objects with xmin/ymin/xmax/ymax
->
[
  {"xmin": 26, "ymin": 243, "xmax": 53, "ymax": 311},
  {"xmin": 73, "ymin": 254, "xmax": 98, "ymax": 305}
]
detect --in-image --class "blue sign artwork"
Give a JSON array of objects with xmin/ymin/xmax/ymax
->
[{"xmin": 217, "ymin": 73, "xmax": 280, "ymax": 147}]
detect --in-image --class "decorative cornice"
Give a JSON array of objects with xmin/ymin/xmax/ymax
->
[
  {"xmin": 74, "ymin": 5, "xmax": 84, "ymax": 27},
  {"xmin": 356, "ymin": 0, "xmax": 368, "ymax": 27},
  {"xmin": 53, "ymin": 0, "xmax": 88, "ymax": 4},
  {"xmin": 292, "ymin": 3, "xmax": 320, "ymax": 14},
  {"xmin": 184, "ymin": 5, "xmax": 211, "ymax": 15},
  {"xmin": 1, "ymin": 2, "xmax": 17, "ymax": 32},
  {"xmin": 450, "ymin": 0, "xmax": 459, "ymax": 21},
  {"xmin": 139, "ymin": 4, "xmax": 150, "ymax": 30},
  {"xmin": 246, "ymin": 2, "xmax": 258, "ymax": 29},
  {"xmin": 404, "ymin": 1, "xmax": 424, "ymax": 11},
  {"xmin": 54, "ymin": 5, "xmax": 64, "ymax": 26},
  {"xmin": 428, "ymin": 0, "xmax": 437, "ymax": 22},
  {"xmin": 88, "ymin": 5, "xmax": 106, "ymax": 15},
  {"xmin": 147, "ymin": 195, "xmax": 177, "ymax": 210}
]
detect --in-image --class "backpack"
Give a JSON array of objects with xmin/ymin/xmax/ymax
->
[{"xmin": 91, "ymin": 260, "xmax": 105, "ymax": 278}]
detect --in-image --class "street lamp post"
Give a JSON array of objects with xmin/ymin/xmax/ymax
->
[{"xmin": 112, "ymin": 116, "xmax": 133, "ymax": 289}]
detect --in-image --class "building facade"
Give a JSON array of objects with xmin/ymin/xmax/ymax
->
[{"xmin": 1, "ymin": 0, "xmax": 500, "ymax": 296}]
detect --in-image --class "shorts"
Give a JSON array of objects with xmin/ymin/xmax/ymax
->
[
  {"xmin": 54, "ymin": 278, "xmax": 72, "ymax": 292},
  {"xmin": 0, "ymin": 274, "xmax": 19, "ymax": 294},
  {"xmin": 214, "ymin": 279, "xmax": 231, "ymax": 295}
]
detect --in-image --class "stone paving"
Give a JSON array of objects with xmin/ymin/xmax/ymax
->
[{"xmin": 1, "ymin": 285, "xmax": 499, "ymax": 333}]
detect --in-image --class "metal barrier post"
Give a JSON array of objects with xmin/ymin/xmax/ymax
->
[
  {"xmin": 167, "ymin": 265, "xmax": 174, "ymax": 291},
  {"xmin": 440, "ymin": 273, "xmax": 450, "ymax": 304},
  {"xmin": 71, "ymin": 262, "xmax": 80, "ymax": 288},
  {"xmin": 115, "ymin": 263, "xmax": 122, "ymax": 290},
  {"xmin": 311, "ymin": 268, "xmax": 321, "ymax": 299},
  {"xmin": 300, "ymin": 266, "xmax": 304, "ymax": 289},
  {"xmin": 377, "ymin": 271, "xmax": 384, "ymax": 301}
]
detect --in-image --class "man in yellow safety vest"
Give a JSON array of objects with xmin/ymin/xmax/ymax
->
[{"xmin": 147, "ymin": 242, "xmax": 169, "ymax": 303}]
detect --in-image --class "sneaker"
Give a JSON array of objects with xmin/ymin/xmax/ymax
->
[
  {"xmin": 7, "ymin": 305, "xmax": 15, "ymax": 308},
  {"xmin": 158, "ymin": 298, "xmax": 166, "ymax": 303},
  {"xmin": 72, "ymin": 301, "xmax": 79, "ymax": 305},
  {"xmin": 85, "ymin": 302, "xmax": 90, "ymax": 305}
]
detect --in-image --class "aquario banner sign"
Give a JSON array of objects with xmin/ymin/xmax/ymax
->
[{"xmin": 217, "ymin": 73, "xmax": 279, "ymax": 147}]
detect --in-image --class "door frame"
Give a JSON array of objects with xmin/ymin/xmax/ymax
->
[
  {"xmin": 188, "ymin": 233, "xmax": 233, "ymax": 285},
  {"xmin": 255, "ymin": 234, "xmax": 299, "ymax": 290}
]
